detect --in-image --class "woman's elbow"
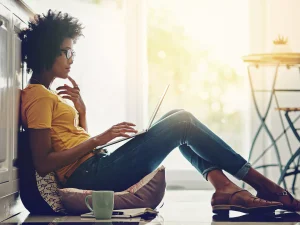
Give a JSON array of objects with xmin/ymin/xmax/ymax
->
[
  {"xmin": 35, "ymin": 164, "xmax": 52, "ymax": 177},
  {"xmin": 36, "ymin": 168, "xmax": 48, "ymax": 177}
]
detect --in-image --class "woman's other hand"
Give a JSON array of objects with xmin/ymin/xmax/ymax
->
[
  {"xmin": 94, "ymin": 122, "xmax": 138, "ymax": 145},
  {"xmin": 56, "ymin": 76, "xmax": 86, "ymax": 115}
]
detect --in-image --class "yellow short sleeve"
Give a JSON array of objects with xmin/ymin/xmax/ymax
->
[{"xmin": 26, "ymin": 97, "xmax": 55, "ymax": 129}]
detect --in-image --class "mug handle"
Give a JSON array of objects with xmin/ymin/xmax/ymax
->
[{"xmin": 85, "ymin": 195, "xmax": 93, "ymax": 212}]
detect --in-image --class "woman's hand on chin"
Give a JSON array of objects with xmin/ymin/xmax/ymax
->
[{"xmin": 56, "ymin": 76, "xmax": 86, "ymax": 114}]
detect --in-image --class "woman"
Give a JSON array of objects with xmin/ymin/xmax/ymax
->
[{"xmin": 20, "ymin": 10, "xmax": 299, "ymax": 214}]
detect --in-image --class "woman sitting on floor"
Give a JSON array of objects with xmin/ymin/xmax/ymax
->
[{"xmin": 19, "ymin": 10, "xmax": 300, "ymax": 214}]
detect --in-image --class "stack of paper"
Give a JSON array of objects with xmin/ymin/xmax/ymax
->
[{"xmin": 81, "ymin": 208, "xmax": 159, "ymax": 219}]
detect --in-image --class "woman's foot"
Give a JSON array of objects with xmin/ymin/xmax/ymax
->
[
  {"xmin": 256, "ymin": 186, "xmax": 300, "ymax": 212},
  {"xmin": 211, "ymin": 183, "xmax": 283, "ymax": 214},
  {"xmin": 211, "ymin": 189, "xmax": 283, "ymax": 214},
  {"xmin": 243, "ymin": 167, "xmax": 300, "ymax": 212}
]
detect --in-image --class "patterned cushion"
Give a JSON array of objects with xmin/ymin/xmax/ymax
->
[
  {"xmin": 35, "ymin": 172, "xmax": 66, "ymax": 213},
  {"xmin": 34, "ymin": 166, "xmax": 165, "ymax": 214}
]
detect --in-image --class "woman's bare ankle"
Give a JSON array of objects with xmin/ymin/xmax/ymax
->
[
  {"xmin": 256, "ymin": 183, "xmax": 284, "ymax": 194},
  {"xmin": 243, "ymin": 168, "xmax": 284, "ymax": 194},
  {"xmin": 208, "ymin": 170, "xmax": 242, "ymax": 192},
  {"xmin": 216, "ymin": 181, "xmax": 242, "ymax": 193}
]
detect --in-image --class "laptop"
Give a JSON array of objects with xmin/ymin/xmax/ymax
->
[{"xmin": 95, "ymin": 84, "xmax": 170, "ymax": 149}]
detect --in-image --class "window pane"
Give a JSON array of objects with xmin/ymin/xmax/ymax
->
[{"xmin": 147, "ymin": 0, "xmax": 249, "ymax": 170}]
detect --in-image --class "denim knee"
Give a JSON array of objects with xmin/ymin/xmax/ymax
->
[{"xmin": 174, "ymin": 110, "xmax": 193, "ymax": 123}]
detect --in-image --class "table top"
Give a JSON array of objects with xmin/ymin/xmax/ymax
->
[{"xmin": 242, "ymin": 53, "xmax": 300, "ymax": 65}]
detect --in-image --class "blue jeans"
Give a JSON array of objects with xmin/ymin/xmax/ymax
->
[{"xmin": 65, "ymin": 109, "xmax": 251, "ymax": 191}]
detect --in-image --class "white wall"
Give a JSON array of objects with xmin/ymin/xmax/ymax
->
[{"xmin": 0, "ymin": 0, "xmax": 32, "ymax": 221}]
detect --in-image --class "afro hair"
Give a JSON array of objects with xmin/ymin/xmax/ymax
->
[{"xmin": 19, "ymin": 10, "xmax": 84, "ymax": 74}]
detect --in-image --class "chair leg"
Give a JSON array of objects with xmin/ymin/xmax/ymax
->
[
  {"xmin": 291, "ymin": 155, "xmax": 300, "ymax": 195},
  {"xmin": 285, "ymin": 112, "xmax": 300, "ymax": 142},
  {"xmin": 282, "ymin": 112, "xmax": 300, "ymax": 192},
  {"xmin": 278, "ymin": 148, "xmax": 300, "ymax": 186}
]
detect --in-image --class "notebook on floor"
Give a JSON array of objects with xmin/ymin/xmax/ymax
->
[{"xmin": 81, "ymin": 208, "xmax": 159, "ymax": 218}]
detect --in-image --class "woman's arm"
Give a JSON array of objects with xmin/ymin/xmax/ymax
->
[
  {"xmin": 79, "ymin": 112, "xmax": 88, "ymax": 132},
  {"xmin": 29, "ymin": 122, "xmax": 137, "ymax": 177},
  {"xmin": 29, "ymin": 128, "xmax": 97, "ymax": 177}
]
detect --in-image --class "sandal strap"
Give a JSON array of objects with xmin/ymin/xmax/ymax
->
[
  {"xmin": 275, "ymin": 190, "xmax": 300, "ymax": 209},
  {"xmin": 275, "ymin": 190, "xmax": 294, "ymax": 202},
  {"xmin": 229, "ymin": 190, "xmax": 271, "ymax": 204},
  {"xmin": 274, "ymin": 190, "xmax": 289, "ymax": 196},
  {"xmin": 229, "ymin": 190, "xmax": 249, "ymax": 202},
  {"xmin": 252, "ymin": 197, "xmax": 260, "ymax": 203},
  {"xmin": 258, "ymin": 189, "xmax": 300, "ymax": 211},
  {"xmin": 252, "ymin": 196, "xmax": 271, "ymax": 203}
]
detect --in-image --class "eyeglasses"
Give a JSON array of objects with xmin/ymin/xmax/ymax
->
[{"xmin": 60, "ymin": 49, "xmax": 76, "ymax": 60}]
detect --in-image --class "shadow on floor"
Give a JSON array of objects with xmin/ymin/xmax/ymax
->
[{"xmin": 213, "ymin": 211, "xmax": 300, "ymax": 222}]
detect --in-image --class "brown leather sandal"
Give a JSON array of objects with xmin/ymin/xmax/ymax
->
[
  {"xmin": 257, "ymin": 189, "xmax": 300, "ymax": 212},
  {"xmin": 212, "ymin": 190, "xmax": 283, "ymax": 215}
]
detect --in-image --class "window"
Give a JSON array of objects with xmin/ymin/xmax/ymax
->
[{"xmin": 147, "ymin": 0, "xmax": 250, "ymax": 188}]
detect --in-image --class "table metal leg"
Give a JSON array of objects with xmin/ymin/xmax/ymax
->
[
  {"xmin": 273, "ymin": 92, "xmax": 296, "ymax": 168},
  {"xmin": 247, "ymin": 64, "xmax": 287, "ymax": 189},
  {"xmin": 291, "ymin": 155, "xmax": 300, "ymax": 194},
  {"xmin": 276, "ymin": 111, "xmax": 300, "ymax": 193},
  {"xmin": 251, "ymin": 114, "xmax": 300, "ymax": 165},
  {"xmin": 277, "ymin": 147, "xmax": 300, "ymax": 193}
]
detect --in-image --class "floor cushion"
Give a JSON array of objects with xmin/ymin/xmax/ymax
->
[{"xmin": 58, "ymin": 166, "xmax": 166, "ymax": 214}]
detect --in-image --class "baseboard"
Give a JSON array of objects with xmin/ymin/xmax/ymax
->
[
  {"xmin": 0, "ymin": 191, "xmax": 25, "ymax": 222},
  {"xmin": 166, "ymin": 170, "xmax": 214, "ymax": 190},
  {"xmin": 165, "ymin": 170, "xmax": 246, "ymax": 190}
]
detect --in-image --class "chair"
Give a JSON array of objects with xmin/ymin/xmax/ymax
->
[{"xmin": 276, "ymin": 107, "xmax": 300, "ymax": 194}]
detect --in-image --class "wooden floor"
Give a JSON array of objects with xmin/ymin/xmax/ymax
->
[{"xmin": 2, "ymin": 190, "xmax": 300, "ymax": 225}]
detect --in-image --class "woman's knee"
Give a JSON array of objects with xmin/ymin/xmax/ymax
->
[
  {"xmin": 174, "ymin": 109, "xmax": 193, "ymax": 122},
  {"xmin": 164, "ymin": 109, "xmax": 185, "ymax": 118},
  {"xmin": 170, "ymin": 109, "xmax": 185, "ymax": 114},
  {"xmin": 154, "ymin": 109, "xmax": 194, "ymax": 129},
  {"xmin": 157, "ymin": 109, "xmax": 185, "ymax": 123}
]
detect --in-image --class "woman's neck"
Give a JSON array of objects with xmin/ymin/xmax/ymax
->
[{"xmin": 30, "ymin": 72, "xmax": 54, "ymax": 89}]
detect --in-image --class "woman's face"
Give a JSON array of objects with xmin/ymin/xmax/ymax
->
[{"xmin": 51, "ymin": 38, "xmax": 74, "ymax": 79}]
